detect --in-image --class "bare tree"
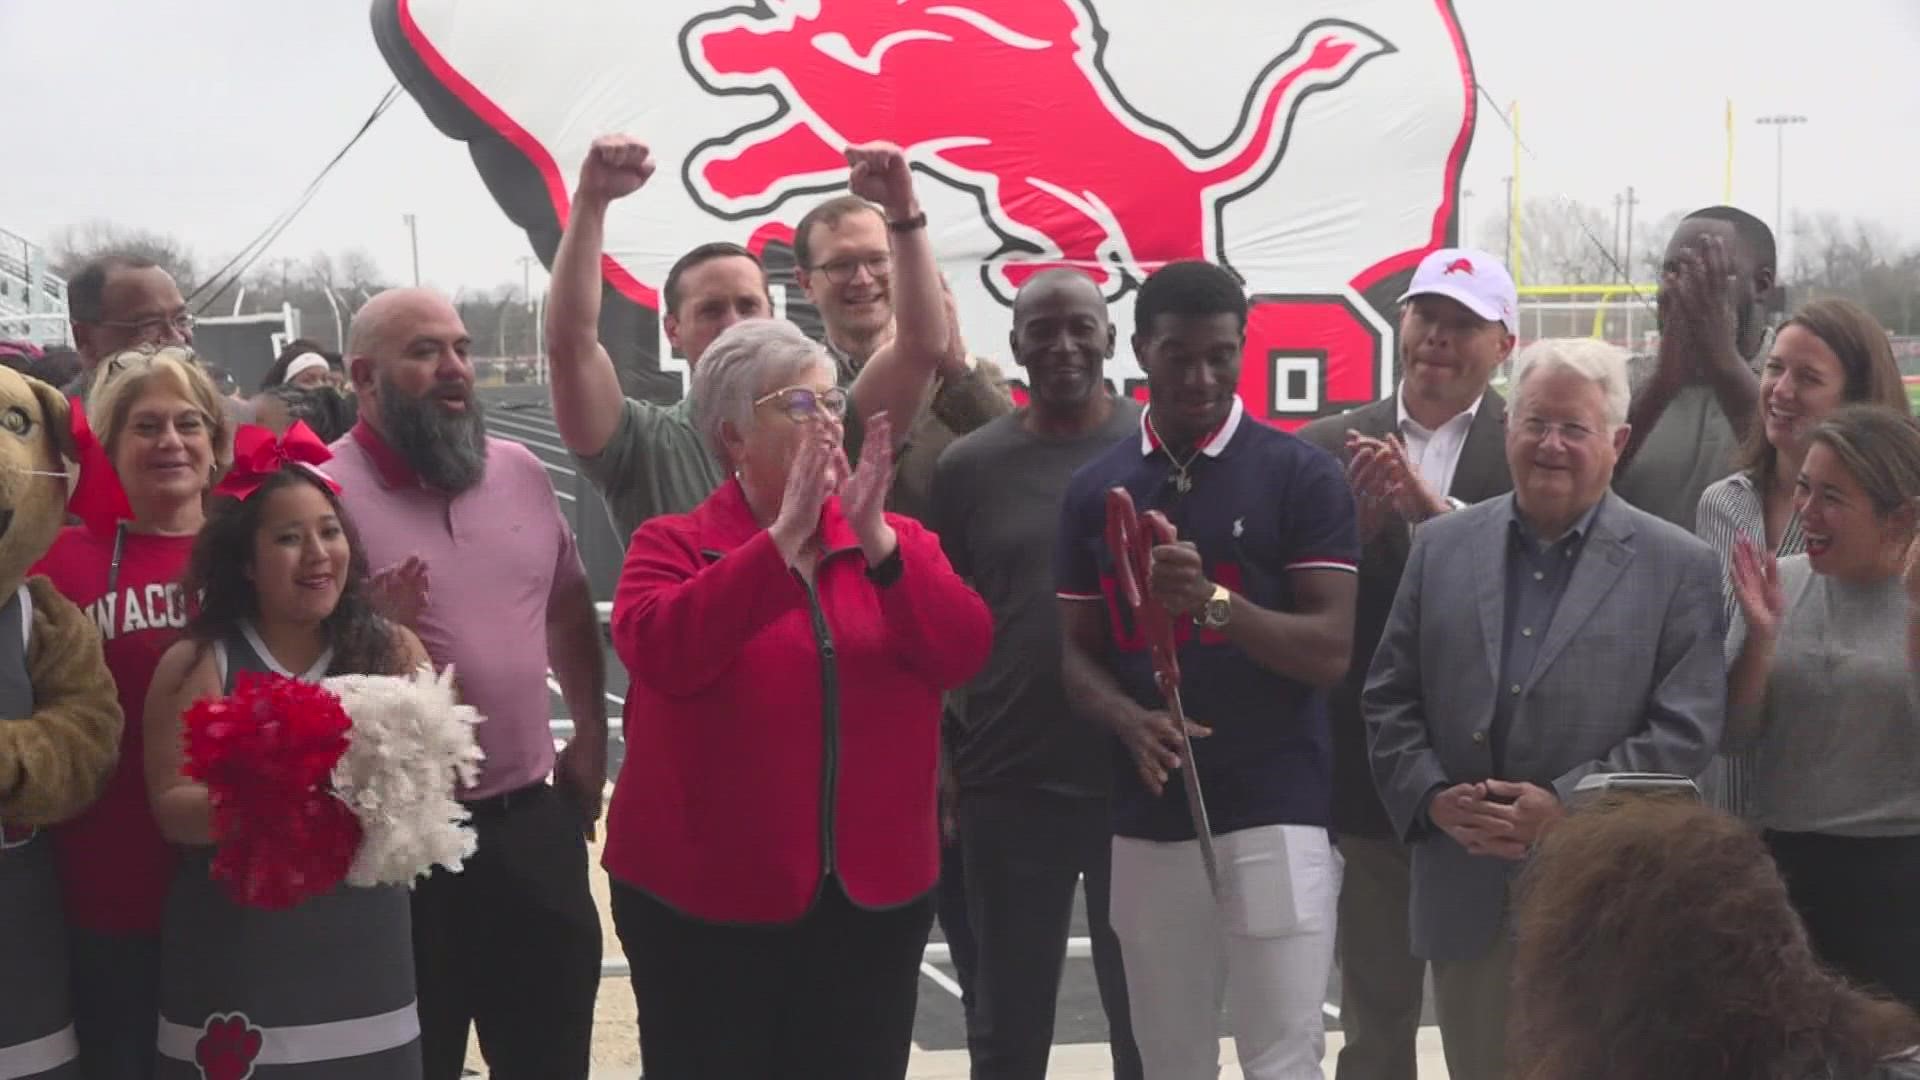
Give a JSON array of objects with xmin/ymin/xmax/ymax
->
[
  {"xmin": 1474, "ymin": 198, "xmax": 1617, "ymax": 285},
  {"xmin": 1789, "ymin": 212, "xmax": 1920, "ymax": 335},
  {"xmin": 49, "ymin": 220, "xmax": 198, "ymax": 289}
]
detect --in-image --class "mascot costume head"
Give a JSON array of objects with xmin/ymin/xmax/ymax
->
[{"xmin": 0, "ymin": 363, "xmax": 125, "ymax": 1076}]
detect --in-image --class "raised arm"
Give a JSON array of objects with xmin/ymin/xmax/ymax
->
[
  {"xmin": 546, "ymin": 135, "xmax": 653, "ymax": 457},
  {"xmin": 1723, "ymin": 536, "xmax": 1784, "ymax": 749},
  {"xmin": 845, "ymin": 143, "xmax": 968, "ymax": 447}
]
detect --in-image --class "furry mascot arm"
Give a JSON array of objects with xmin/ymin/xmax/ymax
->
[{"xmin": 0, "ymin": 576, "xmax": 122, "ymax": 825}]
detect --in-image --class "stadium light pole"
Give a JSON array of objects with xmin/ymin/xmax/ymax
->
[{"xmin": 1754, "ymin": 114, "xmax": 1807, "ymax": 267}]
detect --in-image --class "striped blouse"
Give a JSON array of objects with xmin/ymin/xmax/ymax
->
[{"xmin": 1694, "ymin": 469, "xmax": 1805, "ymax": 817}]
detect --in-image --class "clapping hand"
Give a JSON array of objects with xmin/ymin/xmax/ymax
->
[
  {"xmin": 769, "ymin": 429, "xmax": 841, "ymax": 564},
  {"xmin": 838, "ymin": 412, "xmax": 897, "ymax": 564},
  {"xmin": 370, "ymin": 555, "xmax": 430, "ymax": 630},
  {"xmin": 1730, "ymin": 533, "xmax": 1786, "ymax": 641},
  {"xmin": 1345, "ymin": 431, "xmax": 1444, "ymax": 541},
  {"xmin": 1656, "ymin": 232, "xmax": 1743, "ymax": 384}
]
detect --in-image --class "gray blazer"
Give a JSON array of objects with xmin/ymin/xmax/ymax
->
[
  {"xmin": 1362, "ymin": 490, "xmax": 1727, "ymax": 962},
  {"xmin": 1299, "ymin": 392, "xmax": 1511, "ymax": 839}
]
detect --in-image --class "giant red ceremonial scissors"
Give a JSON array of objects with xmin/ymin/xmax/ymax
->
[{"xmin": 1105, "ymin": 487, "xmax": 1222, "ymax": 903}]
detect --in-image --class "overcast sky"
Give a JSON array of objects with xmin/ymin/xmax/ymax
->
[{"xmin": 6, "ymin": 1, "xmax": 1916, "ymax": 295}]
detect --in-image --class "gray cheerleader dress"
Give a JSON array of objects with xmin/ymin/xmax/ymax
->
[
  {"xmin": 154, "ymin": 623, "xmax": 420, "ymax": 1079},
  {"xmin": 0, "ymin": 585, "xmax": 81, "ymax": 1079}
]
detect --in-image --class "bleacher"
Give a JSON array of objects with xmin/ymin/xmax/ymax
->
[{"xmin": 0, "ymin": 228, "xmax": 70, "ymax": 348}]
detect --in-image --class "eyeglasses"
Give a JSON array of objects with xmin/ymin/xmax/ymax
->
[
  {"xmin": 1516, "ymin": 417, "xmax": 1600, "ymax": 445},
  {"xmin": 102, "ymin": 343, "xmax": 198, "ymax": 377},
  {"xmin": 811, "ymin": 254, "xmax": 892, "ymax": 285},
  {"xmin": 95, "ymin": 312, "xmax": 196, "ymax": 337},
  {"xmin": 753, "ymin": 385, "xmax": 849, "ymax": 422}
]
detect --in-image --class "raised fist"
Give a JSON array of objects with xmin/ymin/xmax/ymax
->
[
  {"xmin": 576, "ymin": 134, "xmax": 656, "ymax": 204},
  {"xmin": 844, "ymin": 142, "xmax": 916, "ymax": 219},
  {"xmin": 195, "ymin": 1014, "xmax": 264, "ymax": 1080}
]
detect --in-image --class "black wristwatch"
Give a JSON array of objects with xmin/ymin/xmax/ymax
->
[{"xmin": 887, "ymin": 211, "xmax": 929, "ymax": 233}]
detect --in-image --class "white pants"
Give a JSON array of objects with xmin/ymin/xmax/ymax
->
[{"xmin": 1111, "ymin": 824, "xmax": 1342, "ymax": 1080}]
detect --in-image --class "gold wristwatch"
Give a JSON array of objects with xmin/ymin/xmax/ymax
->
[{"xmin": 1197, "ymin": 583, "xmax": 1232, "ymax": 630}]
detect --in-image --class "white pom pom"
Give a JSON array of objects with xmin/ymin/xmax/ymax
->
[{"xmin": 326, "ymin": 664, "xmax": 486, "ymax": 888}]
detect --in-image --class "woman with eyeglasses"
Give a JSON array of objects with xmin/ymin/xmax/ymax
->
[
  {"xmin": 1727, "ymin": 405, "xmax": 1920, "ymax": 1008},
  {"xmin": 1695, "ymin": 298, "xmax": 1909, "ymax": 815},
  {"xmin": 30, "ymin": 345, "xmax": 233, "ymax": 1079},
  {"xmin": 604, "ymin": 318, "xmax": 992, "ymax": 1078}
]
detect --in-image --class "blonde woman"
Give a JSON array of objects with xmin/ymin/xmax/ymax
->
[{"xmin": 30, "ymin": 345, "xmax": 232, "ymax": 1078}]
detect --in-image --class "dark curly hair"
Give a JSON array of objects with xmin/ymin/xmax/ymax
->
[
  {"xmin": 1511, "ymin": 795, "xmax": 1920, "ymax": 1080},
  {"xmin": 182, "ymin": 466, "xmax": 399, "ymax": 678}
]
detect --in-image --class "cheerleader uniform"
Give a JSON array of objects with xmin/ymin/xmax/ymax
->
[
  {"xmin": 0, "ymin": 585, "xmax": 81, "ymax": 1079},
  {"xmin": 154, "ymin": 622, "xmax": 421, "ymax": 1079}
]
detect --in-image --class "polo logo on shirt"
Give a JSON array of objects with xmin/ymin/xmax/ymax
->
[
  {"xmin": 1232, "ymin": 517, "xmax": 1245, "ymax": 538},
  {"xmin": 85, "ymin": 583, "xmax": 189, "ymax": 643}
]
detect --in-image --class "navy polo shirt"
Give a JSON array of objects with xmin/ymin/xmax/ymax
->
[{"xmin": 1055, "ymin": 398, "xmax": 1358, "ymax": 841}]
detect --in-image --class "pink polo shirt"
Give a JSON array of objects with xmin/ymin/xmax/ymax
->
[{"xmin": 329, "ymin": 421, "xmax": 587, "ymax": 799}]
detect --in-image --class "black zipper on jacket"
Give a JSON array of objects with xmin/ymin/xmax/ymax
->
[{"xmin": 797, "ymin": 569, "xmax": 841, "ymax": 896}]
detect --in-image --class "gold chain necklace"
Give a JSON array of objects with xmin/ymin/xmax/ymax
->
[{"xmin": 1149, "ymin": 415, "xmax": 1205, "ymax": 493}]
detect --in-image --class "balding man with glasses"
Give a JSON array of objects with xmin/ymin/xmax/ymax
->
[
  {"xmin": 64, "ymin": 256, "xmax": 251, "ymax": 421},
  {"xmin": 66, "ymin": 256, "xmax": 194, "ymax": 389}
]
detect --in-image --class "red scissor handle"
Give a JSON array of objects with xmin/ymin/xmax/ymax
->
[{"xmin": 1105, "ymin": 487, "xmax": 1181, "ymax": 691}]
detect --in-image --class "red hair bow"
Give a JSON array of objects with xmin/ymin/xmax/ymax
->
[
  {"xmin": 67, "ymin": 398, "xmax": 134, "ymax": 536},
  {"xmin": 216, "ymin": 422, "xmax": 342, "ymax": 502}
]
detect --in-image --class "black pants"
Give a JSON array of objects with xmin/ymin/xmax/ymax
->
[
  {"xmin": 610, "ymin": 877, "xmax": 935, "ymax": 1080},
  {"xmin": 937, "ymin": 825, "xmax": 979, "ymax": 1019},
  {"xmin": 1767, "ymin": 829, "xmax": 1920, "ymax": 1008},
  {"xmin": 958, "ymin": 788, "xmax": 1142, "ymax": 1080},
  {"xmin": 68, "ymin": 928, "xmax": 160, "ymax": 1080},
  {"xmin": 412, "ymin": 782, "xmax": 602, "ymax": 1080}
]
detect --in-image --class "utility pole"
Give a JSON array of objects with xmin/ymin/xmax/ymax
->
[
  {"xmin": 1622, "ymin": 186, "xmax": 1639, "ymax": 281},
  {"xmin": 403, "ymin": 213, "xmax": 421, "ymax": 286},
  {"xmin": 515, "ymin": 254, "xmax": 540, "ymax": 366},
  {"xmin": 1754, "ymin": 114, "xmax": 1808, "ymax": 268},
  {"xmin": 1612, "ymin": 193, "xmax": 1624, "ymax": 280}
]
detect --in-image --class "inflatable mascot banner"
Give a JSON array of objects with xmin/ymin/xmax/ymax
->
[{"xmin": 374, "ymin": 0, "xmax": 1475, "ymax": 429}]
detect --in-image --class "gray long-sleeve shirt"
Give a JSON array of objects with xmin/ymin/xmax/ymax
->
[{"xmin": 1728, "ymin": 555, "xmax": 1920, "ymax": 837}]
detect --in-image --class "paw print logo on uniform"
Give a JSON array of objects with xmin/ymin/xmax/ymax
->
[{"xmin": 194, "ymin": 1013, "xmax": 264, "ymax": 1080}]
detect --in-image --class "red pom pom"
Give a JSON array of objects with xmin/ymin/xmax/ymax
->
[{"xmin": 181, "ymin": 672, "xmax": 360, "ymax": 910}]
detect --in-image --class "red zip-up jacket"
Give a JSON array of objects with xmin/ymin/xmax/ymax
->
[{"xmin": 603, "ymin": 478, "xmax": 992, "ymax": 923}]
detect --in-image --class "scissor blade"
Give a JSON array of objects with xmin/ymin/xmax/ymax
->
[{"xmin": 1165, "ymin": 687, "xmax": 1222, "ymax": 903}]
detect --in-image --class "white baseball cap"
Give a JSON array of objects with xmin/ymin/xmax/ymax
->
[{"xmin": 1397, "ymin": 248, "xmax": 1518, "ymax": 335}]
